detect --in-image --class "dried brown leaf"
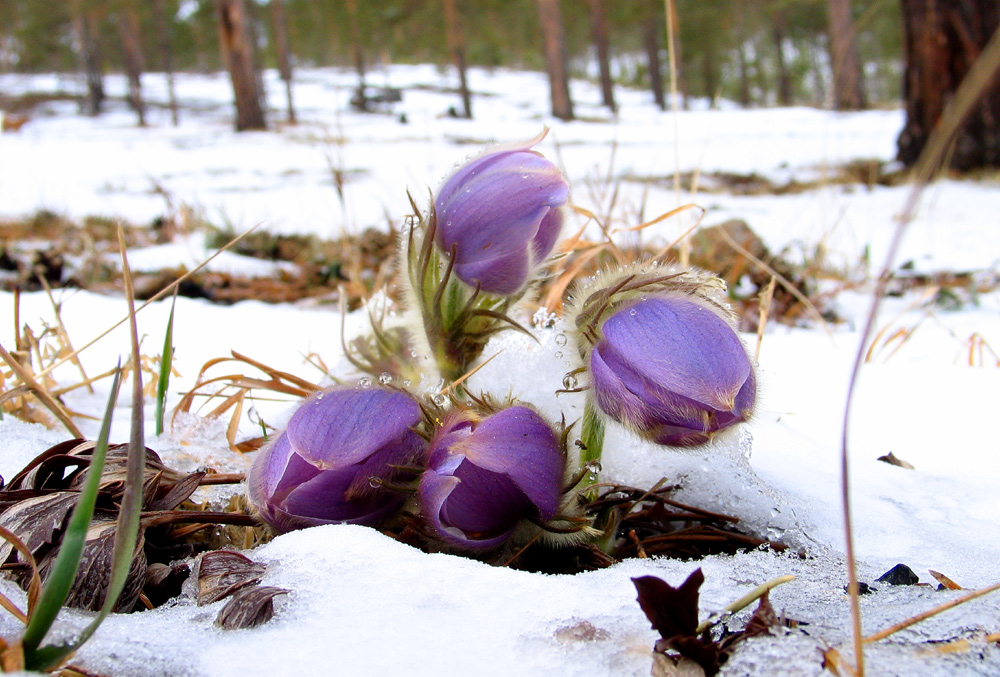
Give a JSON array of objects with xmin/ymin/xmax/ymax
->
[
  {"xmin": 928, "ymin": 570, "xmax": 963, "ymax": 590},
  {"xmin": 214, "ymin": 585, "xmax": 288, "ymax": 630},
  {"xmin": 876, "ymin": 451, "xmax": 915, "ymax": 469},
  {"xmin": 0, "ymin": 492, "xmax": 77, "ymax": 565},
  {"xmin": 196, "ymin": 550, "xmax": 266, "ymax": 605},
  {"xmin": 40, "ymin": 522, "xmax": 147, "ymax": 612}
]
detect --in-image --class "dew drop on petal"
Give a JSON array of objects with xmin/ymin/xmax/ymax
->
[
  {"xmin": 432, "ymin": 393, "xmax": 447, "ymax": 407},
  {"xmin": 554, "ymin": 351, "xmax": 563, "ymax": 359},
  {"xmin": 358, "ymin": 376, "xmax": 372, "ymax": 389},
  {"xmin": 315, "ymin": 391, "xmax": 324, "ymax": 400},
  {"xmin": 368, "ymin": 476, "xmax": 381, "ymax": 489},
  {"xmin": 554, "ymin": 333, "xmax": 568, "ymax": 347},
  {"xmin": 379, "ymin": 372, "xmax": 393, "ymax": 385},
  {"xmin": 562, "ymin": 373, "xmax": 578, "ymax": 389},
  {"xmin": 629, "ymin": 309, "xmax": 637, "ymax": 316}
]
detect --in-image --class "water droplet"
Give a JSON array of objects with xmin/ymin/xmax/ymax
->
[
  {"xmin": 586, "ymin": 460, "xmax": 603, "ymax": 473},
  {"xmin": 629, "ymin": 309, "xmax": 637, "ymax": 316},
  {"xmin": 358, "ymin": 376, "xmax": 372, "ymax": 388},
  {"xmin": 402, "ymin": 379, "xmax": 411, "ymax": 387},
  {"xmin": 432, "ymin": 393, "xmax": 447, "ymax": 407},
  {"xmin": 315, "ymin": 391, "xmax": 324, "ymax": 400},
  {"xmin": 554, "ymin": 333, "xmax": 568, "ymax": 347},
  {"xmin": 554, "ymin": 351, "xmax": 563, "ymax": 359},
  {"xmin": 588, "ymin": 473, "xmax": 597, "ymax": 483},
  {"xmin": 379, "ymin": 372, "xmax": 393, "ymax": 385},
  {"xmin": 368, "ymin": 476, "xmax": 382, "ymax": 489},
  {"xmin": 640, "ymin": 294, "xmax": 647, "ymax": 301},
  {"xmin": 562, "ymin": 373, "xmax": 578, "ymax": 389}
]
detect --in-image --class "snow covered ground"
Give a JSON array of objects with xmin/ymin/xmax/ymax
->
[{"xmin": 0, "ymin": 65, "xmax": 998, "ymax": 676}]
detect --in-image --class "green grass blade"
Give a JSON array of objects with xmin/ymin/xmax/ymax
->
[
  {"xmin": 73, "ymin": 226, "xmax": 149, "ymax": 644},
  {"xmin": 155, "ymin": 291, "xmax": 177, "ymax": 437},
  {"xmin": 21, "ymin": 366, "xmax": 123, "ymax": 664},
  {"xmin": 28, "ymin": 227, "xmax": 152, "ymax": 671}
]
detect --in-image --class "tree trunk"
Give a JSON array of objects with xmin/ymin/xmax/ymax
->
[
  {"xmin": 345, "ymin": 0, "xmax": 367, "ymax": 107},
  {"xmin": 118, "ymin": 2, "xmax": 146, "ymax": 126},
  {"xmin": 442, "ymin": 0, "xmax": 472, "ymax": 118},
  {"xmin": 271, "ymin": 0, "xmax": 296, "ymax": 124},
  {"xmin": 70, "ymin": 0, "xmax": 104, "ymax": 116},
  {"xmin": 151, "ymin": 0, "xmax": 179, "ymax": 125},
  {"xmin": 643, "ymin": 18, "xmax": 665, "ymax": 110},
  {"xmin": 536, "ymin": 0, "xmax": 573, "ymax": 120},
  {"xmin": 587, "ymin": 0, "xmax": 616, "ymax": 113},
  {"xmin": 771, "ymin": 9, "xmax": 793, "ymax": 106},
  {"xmin": 215, "ymin": 0, "xmax": 267, "ymax": 131},
  {"xmin": 897, "ymin": 0, "xmax": 1000, "ymax": 169},
  {"xmin": 827, "ymin": 0, "xmax": 866, "ymax": 110},
  {"xmin": 738, "ymin": 44, "xmax": 751, "ymax": 107}
]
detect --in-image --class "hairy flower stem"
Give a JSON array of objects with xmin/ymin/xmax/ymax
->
[{"xmin": 580, "ymin": 400, "xmax": 605, "ymax": 486}]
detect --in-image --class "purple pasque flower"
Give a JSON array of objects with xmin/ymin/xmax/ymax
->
[
  {"xmin": 248, "ymin": 387, "xmax": 425, "ymax": 533},
  {"xmin": 419, "ymin": 407, "xmax": 564, "ymax": 550},
  {"xmin": 590, "ymin": 295, "xmax": 756, "ymax": 447},
  {"xmin": 434, "ymin": 132, "xmax": 569, "ymax": 295}
]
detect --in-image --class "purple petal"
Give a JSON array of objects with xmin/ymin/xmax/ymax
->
[
  {"xmin": 593, "ymin": 340, "xmax": 719, "ymax": 433},
  {"xmin": 530, "ymin": 206, "xmax": 564, "ymax": 264},
  {"xmin": 285, "ymin": 388, "xmax": 421, "ymax": 469},
  {"xmin": 246, "ymin": 432, "xmax": 295, "ymax": 510},
  {"xmin": 449, "ymin": 407, "xmax": 562, "ymax": 520},
  {"xmin": 419, "ymin": 469, "xmax": 515, "ymax": 549},
  {"xmin": 279, "ymin": 459, "xmax": 403, "ymax": 526},
  {"xmin": 434, "ymin": 142, "xmax": 569, "ymax": 294},
  {"xmin": 600, "ymin": 298, "xmax": 751, "ymax": 411},
  {"xmin": 452, "ymin": 246, "xmax": 532, "ymax": 296},
  {"xmin": 444, "ymin": 458, "xmax": 529, "ymax": 534}
]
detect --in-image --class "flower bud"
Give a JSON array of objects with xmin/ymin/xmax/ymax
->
[
  {"xmin": 571, "ymin": 266, "xmax": 756, "ymax": 447},
  {"xmin": 419, "ymin": 407, "xmax": 564, "ymax": 549},
  {"xmin": 434, "ymin": 132, "xmax": 569, "ymax": 295},
  {"xmin": 247, "ymin": 387, "xmax": 425, "ymax": 533}
]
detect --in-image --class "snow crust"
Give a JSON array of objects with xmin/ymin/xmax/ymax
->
[{"xmin": 0, "ymin": 65, "xmax": 997, "ymax": 675}]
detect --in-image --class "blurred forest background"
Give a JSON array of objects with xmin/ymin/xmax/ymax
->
[
  {"xmin": 0, "ymin": 0, "xmax": 904, "ymax": 107},
  {"xmin": 0, "ymin": 1, "xmax": 997, "ymax": 168}
]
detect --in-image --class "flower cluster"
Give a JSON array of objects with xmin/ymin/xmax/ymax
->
[{"xmin": 247, "ymin": 133, "xmax": 756, "ymax": 557}]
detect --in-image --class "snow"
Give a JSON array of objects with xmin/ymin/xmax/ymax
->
[{"xmin": 0, "ymin": 65, "xmax": 999, "ymax": 676}]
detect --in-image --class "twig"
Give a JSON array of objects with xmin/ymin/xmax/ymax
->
[{"xmin": 863, "ymin": 581, "xmax": 1000, "ymax": 644}]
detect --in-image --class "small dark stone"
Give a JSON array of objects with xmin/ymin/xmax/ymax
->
[
  {"xmin": 876, "ymin": 563, "xmax": 920, "ymax": 586},
  {"xmin": 844, "ymin": 582, "xmax": 872, "ymax": 595}
]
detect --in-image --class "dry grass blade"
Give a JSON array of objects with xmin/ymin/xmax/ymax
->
[
  {"xmin": 0, "ymin": 342, "xmax": 83, "ymax": 437},
  {"xmin": 613, "ymin": 203, "xmax": 704, "ymax": 234},
  {"xmin": 542, "ymin": 241, "xmax": 609, "ymax": 314},
  {"xmin": 755, "ymin": 276, "xmax": 777, "ymax": 362},
  {"xmin": 230, "ymin": 351, "xmax": 321, "ymax": 393},
  {"xmin": 714, "ymin": 226, "xmax": 831, "ymax": 336},
  {"xmin": 36, "ymin": 274, "xmax": 92, "ymax": 393},
  {"xmin": 839, "ymin": 24, "xmax": 1000, "ymax": 677},
  {"xmin": 439, "ymin": 350, "xmax": 503, "ymax": 396},
  {"xmin": 31, "ymin": 222, "xmax": 263, "ymax": 382},
  {"xmin": 863, "ymin": 580, "xmax": 1000, "ymax": 644},
  {"xmin": 0, "ymin": 523, "xmax": 42, "ymax": 622}
]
